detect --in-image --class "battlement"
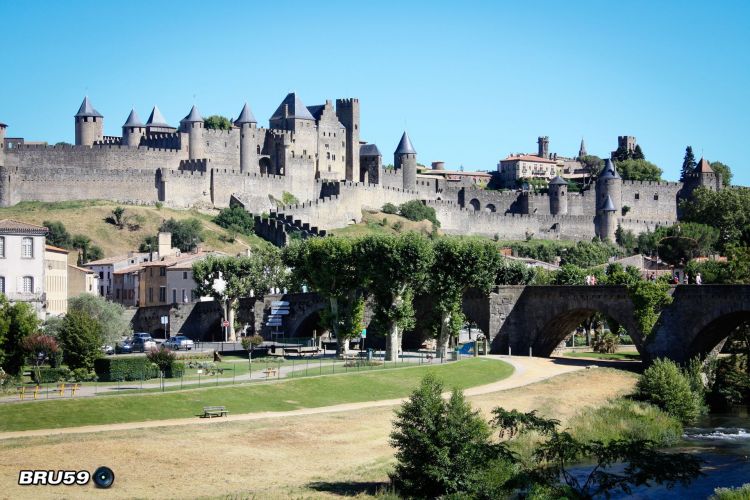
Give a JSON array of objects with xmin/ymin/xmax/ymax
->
[
  {"xmin": 619, "ymin": 217, "xmax": 673, "ymax": 226},
  {"xmin": 623, "ymin": 180, "xmax": 683, "ymax": 188},
  {"xmin": 203, "ymin": 128, "xmax": 239, "ymax": 137},
  {"xmin": 7, "ymin": 142, "xmax": 181, "ymax": 153},
  {"xmin": 335, "ymin": 98, "xmax": 359, "ymax": 106}
]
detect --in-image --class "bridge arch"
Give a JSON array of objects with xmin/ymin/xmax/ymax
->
[
  {"xmin": 485, "ymin": 204, "xmax": 496, "ymax": 213},
  {"xmin": 469, "ymin": 198, "xmax": 481, "ymax": 211},
  {"xmin": 685, "ymin": 310, "xmax": 750, "ymax": 360}
]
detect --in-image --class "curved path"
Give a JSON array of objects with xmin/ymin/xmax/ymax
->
[{"xmin": 0, "ymin": 356, "xmax": 585, "ymax": 441}]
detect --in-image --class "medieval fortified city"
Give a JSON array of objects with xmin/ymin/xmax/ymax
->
[{"xmin": 1, "ymin": 2, "xmax": 749, "ymax": 499}]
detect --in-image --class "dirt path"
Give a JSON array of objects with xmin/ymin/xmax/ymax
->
[{"xmin": 0, "ymin": 356, "xmax": 578, "ymax": 440}]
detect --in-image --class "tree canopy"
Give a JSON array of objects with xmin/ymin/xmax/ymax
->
[
  {"xmin": 615, "ymin": 159, "xmax": 663, "ymax": 182},
  {"xmin": 681, "ymin": 186, "xmax": 750, "ymax": 250},
  {"xmin": 680, "ymin": 146, "xmax": 697, "ymax": 182},
  {"xmin": 214, "ymin": 206, "xmax": 255, "ymax": 236},
  {"xmin": 710, "ymin": 161, "xmax": 733, "ymax": 187},
  {"xmin": 0, "ymin": 296, "xmax": 40, "ymax": 375},
  {"xmin": 159, "ymin": 218, "xmax": 204, "ymax": 252},
  {"xmin": 637, "ymin": 222, "xmax": 720, "ymax": 265},
  {"xmin": 203, "ymin": 115, "xmax": 233, "ymax": 130},
  {"xmin": 68, "ymin": 294, "xmax": 132, "ymax": 345}
]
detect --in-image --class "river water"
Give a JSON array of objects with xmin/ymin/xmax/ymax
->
[{"xmin": 570, "ymin": 409, "xmax": 750, "ymax": 499}]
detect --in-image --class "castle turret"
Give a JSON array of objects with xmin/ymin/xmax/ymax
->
[
  {"xmin": 180, "ymin": 106, "xmax": 204, "ymax": 160},
  {"xmin": 122, "ymin": 109, "xmax": 145, "ymax": 147},
  {"xmin": 74, "ymin": 97, "xmax": 103, "ymax": 146},
  {"xmin": 548, "ymin": 175, "xmax": 568, "ymax": 215},
  {"xmin": 597, "ymin": 195, "xmax": 618, "ymax": 242},
  {"xmin": 0, "ymin": 122, "xmax": 6, "ymax": 166},
  {"xmin": 335, "ymin": 98, "xmax": 360, "ymax": 181},
  {"xmin": 360, "ymin": 143, "xmax": 382, "ymax": 184},
  {"xmin": 269, "ymin": 93, "xmax": 315, "ymax": 131},
  {"xmin": 394, "ymin": 131, "xmax": 417, "ymax": 191},
  {"xmin": 596, "ymin": 158, "xmax": 622, "ymax": 214},
  {"xmin": 145, "ymin": 106, "xmax": 176, "ymax": 134},
  {"xmin": 696, "ymin": 157, "xmax": 722, "ymax": 192},
  {"xmin": 537, "ymin": 136, "xmax": 549, "ymax": 159},
  {"xmin": 234, "ymin": 103, "xmax": 258, "ymax": 173}
]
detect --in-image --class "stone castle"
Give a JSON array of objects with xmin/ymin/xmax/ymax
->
[{"xmin": 0, "ymin": 95, "xmax": 725, "ymax": 245}]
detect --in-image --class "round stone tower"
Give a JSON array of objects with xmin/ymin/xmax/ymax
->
[
  {"xmin": 234, "ymin": 103, "xmax": 258, "ymax": 173},
  {"xmin": 596, "ymin": 159, "xmax": 622, "ymax": 214},
  {"xmin": 432, "ymin": 161, "xmax": 445, "ymax": 170},
  {"xmin": 74, "ymin": 96, "xmax": 103, "ymax": 146},
  {"xmin": 0, "ymin": 121, "xmax": 7, "ymax": 166},
  {"xmin": 598, "ymin": 195, "xmax": 618, "ymax": 242},
  {"xmin": 394, "ymin": 131, "xmax": 417, "ymax": 191},
  {"xmin": 180, "ymin": 106, "xmax": 204, "ymax": 160},
  {"xmin": 122, "ymin": 109, "xmax": 145, "ymax": 147},
  {"xmin": 548, "ymin": 175, "xmax": 568, "ymax": 215}
]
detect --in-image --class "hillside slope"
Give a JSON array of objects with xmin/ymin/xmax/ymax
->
[{"xmin": 0, "ymin": 200, "xmax": 270, "ymax": 263}]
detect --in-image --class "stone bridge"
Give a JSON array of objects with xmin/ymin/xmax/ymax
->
[{"xmin": 260, "ymin": 285, "xmax": 750, "ymax": 363}]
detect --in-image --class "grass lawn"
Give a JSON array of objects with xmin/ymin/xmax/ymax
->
[
  {"xmin": 563, "ymin": 351, "xmax": 641, "ymax": 361},
  {"xmin": 0, "ymin": 358, "xmax": 512, "ymax": 432}
]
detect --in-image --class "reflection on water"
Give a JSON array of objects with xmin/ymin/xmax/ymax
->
[{"xmin": 569, "ymin": 409, "xmax": 750, "ymax": 499}]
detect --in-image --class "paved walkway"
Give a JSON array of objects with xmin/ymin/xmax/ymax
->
[{"xmin": 0, "ymin": 356, "xmax": 585, "ymax": 440}]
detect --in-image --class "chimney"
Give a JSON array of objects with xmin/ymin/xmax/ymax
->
[{"xmin": 158, "ymin": 232, "xmax": 173, "ymax": 258}]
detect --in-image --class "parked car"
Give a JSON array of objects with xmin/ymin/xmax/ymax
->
[
  {"xmin": 115, "ymin": 339, "xmax": 133, "ymax": 354},
  {"xmin": 132, "ymin": 336, "xmax": 157, "ymax": 352},
  {"xmin": 101, "ymin": 344, "xmax": 115, "ymax": 355},
  {"xmin": 165, "ymin": 335, "xmax": 195, "ymax": 351}
]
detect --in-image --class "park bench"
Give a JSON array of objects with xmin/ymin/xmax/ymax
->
[
  {"xmin": 69, "ymin": 383, "xmax": 80, "ymax": 397},
  {"xmin": 299, "ymin": 347, "xmax": 320, "ymax": 357},
  {"xmin": 263, "ymin": 367, "xmax": 278, "ymax": 378},
  {"xmin": 57, "ymin": 383, "xmax": 66, "ymax": 396},
  {"xmin": 202, "ymin": 406, "xmax": 229, "ymax": 418},
  {"xmin": 17, "ymin": 385, "xmax": 40, "ymax": 400}
]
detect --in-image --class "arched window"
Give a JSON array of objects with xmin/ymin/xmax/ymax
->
[{"xmin": 22, "ymin": 237, "xmax": 33, "ymax": 258}]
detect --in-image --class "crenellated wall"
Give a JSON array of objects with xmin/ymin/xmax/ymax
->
[{"xmin": 5, "ymin": 143, "xmax": 185, "ymax": 170}]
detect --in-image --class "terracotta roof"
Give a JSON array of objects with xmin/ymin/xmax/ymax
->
[
  {"xmin": 501, "ymin": 154, "xmax": 557, "ymax": 164},
  {"xmin": 45, "ymin": 244, "xmax": 70, "ymax": 253},
  {"xmin": 0, "ymin": 219, "xmax": 48, "ymax": 234},
  {"xmin": 696, "ymin": 157, "xmax": 714, "ymax": 173},
  {"xmin": 68, "ymin": 264, "xmax": 97, "ymax": 274},
  {"xmin": 113, "ymin": 263, "xmax": 145, "ymax": 275}
]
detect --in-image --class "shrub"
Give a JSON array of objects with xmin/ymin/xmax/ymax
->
[
  {"xmin": 635, "ymin": 358, "xmax": 704, "ymax": 424},
  {"xmin": 32, "ymin": 367, "xmax": 71, "ymax": 384},
  {"xmin": 382, "ymin": 202, "xmax": 398, "ymax": 214},
  {"xmin": 58, "ymin": 309, "xmax": 103, "ymax": 371},
  {"xmin": 592, "ymin": 331, "xmax": 619, "ymax": 354},
  {"xmin": 147, "ymin": 346, "xmax": 177, "ymax": 373},
  {"xmin": 159, "ymin": 218, "xmax": 204, "ymax": 252},
  {"xmin": 711, "ymin": 483, "xmax": 750, "ymax": 500},
  {"xmin": 389, "ymin": 374, "xmax": 493, "ymax": 498},
  {"xmin": 165, "ymin": 362, "xmax": 185, "ymax": 379},
  {"xmin": 241, "ymin": 335, "xmax": 264, "ymax": 351},
  {"xmin": 94, "ymin": 357, "xmax": 158, "ymax": 382},
  {"xmin": 214, "ymin": 206, "xmax": 255, "ymax": 236},
  {"xmin": 392, "ymin": 221, "xmax": 403, "ymax": 232},
  {"xmin": 398, "ymin": 200, "xmax": 440, "ymax": 227},
  {"xmin": 69, "ymin": 367, "xmax": 97, "ymax": 382}
]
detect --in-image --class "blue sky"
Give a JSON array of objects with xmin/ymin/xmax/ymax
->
[{"xmin": 1, "ymin": 0, "xmax": 748, "ymax": 183}]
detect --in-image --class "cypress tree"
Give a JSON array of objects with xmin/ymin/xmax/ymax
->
[{"xmin": 680, "ymin": 146, "xmax": 696, "ymax": 182}]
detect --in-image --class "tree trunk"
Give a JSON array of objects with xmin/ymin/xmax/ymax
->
[
  {"xmin": 385, "ymin": 321, "xmax": 400, "ymax": 361},
  {"xmin": 436, "ymin": 310, "xmax": 451, "ymax": 359},
  {"xmin": 330, "ymin": 298, "xmax": 349, "ymax": 357},
  {"xmin": 224, "ymin": 298, "xmax": 237, "ymax": 342}
]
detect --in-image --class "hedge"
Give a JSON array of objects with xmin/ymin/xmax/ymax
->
[
  {"xmin": 94, "ymin": 357, "xmax": 159, "ymax": 382},
  {"xmin": 32, "ymin": 367, "xmax": 71, "ymax": 384},
  {"xmin": 165, "ymin": 362, "xmax": 185, "ymax": 379}
]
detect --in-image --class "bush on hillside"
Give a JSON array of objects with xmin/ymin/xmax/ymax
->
[
  {"xmin": 398, "ymin": 200, "xmax": 440, "ymax": 227},
  {"xmin": 159, "ymin": 218, "xmax": 204, "ymax": 252},
  {"xmin": 382, "ymin": 202, "xmax": 398, "ymax": 214},
  {"xmin": 214, "ymin": 206, "xmax": 255, "ymax": 236},
  {"xmin": 635, "ymin": 358, "xmax": 704, "ymax": 424}
]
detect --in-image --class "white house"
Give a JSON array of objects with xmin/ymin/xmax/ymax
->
[{"xmin": 0, "ymin": 219, "xmax": 48, "ymax": 317}]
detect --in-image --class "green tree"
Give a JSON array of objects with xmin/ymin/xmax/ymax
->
[
  {"xmin": 0, "ymin": 297, "xmax": 40, "ymax": 375},
  {"xmin": 139, "ymin": 234, "xmax": 159, "ymax": 253},
  {"xmin": 283, "ymin": 237, "xmax": 366, "ymax": 355},
  {"xmin": 381, "ymin": 202, "xmax": 398, "ymax": 214},
  {"xmin": 398, "ymin": 200, "xmax": 440, "ymax": 227},
  {"xmin": 71, "ymin": 234, "xmax": 104, "ymax": 264},
  {"xmin": 193, "ymin": 249, "xmax": 287, "ymax": 341},
  {"xmin": 632, "ymin": 144, "xmax": 645, "ymax": 160},
  {"xmin": 681, "ymin": 187, "xmax": 750, "ymax": 250},
  {"xmin": 635, "ymin": 358, "xmax": 704, "ymax": 424},
  {"xmin": 496, "ymin": 258, "xmax": 536, "ymax": 285},
  {"xmin": 709, "ymin": 161, "xmax": 732, "ymax": 187},
  {"xmin": 681, "ymin": 146, "xmax": 697, "ymax": 182},
  {"xmin": 21, "ymin": 334, "xmax": 59, "ymax": 383},
  {"xmin": 554, "ymin": 264, "xmax": 587, "ymax": 285},
  {"xmin": 429, "ymin": 238, "xmax": 502, "ymax": 358},
  {"xmin": 389, "ymin": 374, "xmax": 493, "ymax": 498},
  {"xmin": 110, "ymin": 206, "xmax": 126, "ymax": 228},
  {"xmin": 203, "ymin": 115, "xmax": 233, "ymax": 130},
  {"xmin": 612, "ymin": 145, "xmax": 631, "ymax": 162},
  {"xmin": 42, "ymin": 220, "xmax": 71, "ymax": 248},
  {"xmin": 579, "ymin": 155, "xmax": 604, "ymax": 180},
  {"xmin": 628, "ymin": 280, "xmax": 672, "ymax": 337},
  {"xmin": 58, "ymin": 309, "xmax": 103, "ymax": 371},
  {"xmin": 637, "ymin": 223, "xmax": 720, "ymax": 266},
  {"xmin": 68, "ymin": 294, "xmax": 132, "ymax": 345},
  {"xmin": 159, "ymin": 218, "xmax": 204, "ymax": 252},
  {"xmin": 563, "ymin": 240, "xmax": 621, "ymax": 267},
  {"xmin": 616, "ymin": 159, "xmax": 663, "ymax": 182},
  {"xmin": 359, "ymin": 233, "xmax": 434, "ymax": 360},
  {"xmin": 616, "ymin": 225, "xmax": 638, "ymax": 254},
  {"xmin": 214, "ymin": 206, "xmax": 255, "ymax": 236}
]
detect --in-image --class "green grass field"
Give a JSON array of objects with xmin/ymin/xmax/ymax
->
[
  {"xmin": 563, "ymin": 351, "xmax": 641, "ymax": 361},
  {"xmin": 0, "ymin": 358, "xmax": 513, "ymax": 432}
]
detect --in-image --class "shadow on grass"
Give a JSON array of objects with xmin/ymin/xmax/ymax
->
[
  {"xmin": 307, "ymin": 480, "xmax": 390, "ymax": 496},
  {"xmin": 549, "ymin": 355, "xmax": 644, "ymax": 374}
]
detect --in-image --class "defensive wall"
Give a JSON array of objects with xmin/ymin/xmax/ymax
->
[
  {"xmin": 426, "ymin": 200, "xmax": 597, "ymax": 240},
  {"xmin": 4, "ymin": 143, "xmax": 186, "ymax": 170}
]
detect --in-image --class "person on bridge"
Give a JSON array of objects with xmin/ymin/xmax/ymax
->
[{"xmin": 696, "ymin": 273, "xmax": 703, "ymax": 285}]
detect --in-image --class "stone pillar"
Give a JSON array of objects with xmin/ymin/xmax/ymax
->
[
  {"xmin": 188, "ymin": 121, "xmax": 204, "ymax": 160},
  {"xmin": 239, "ymin": 122, "xmax": 256, "ymax": 173}
]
